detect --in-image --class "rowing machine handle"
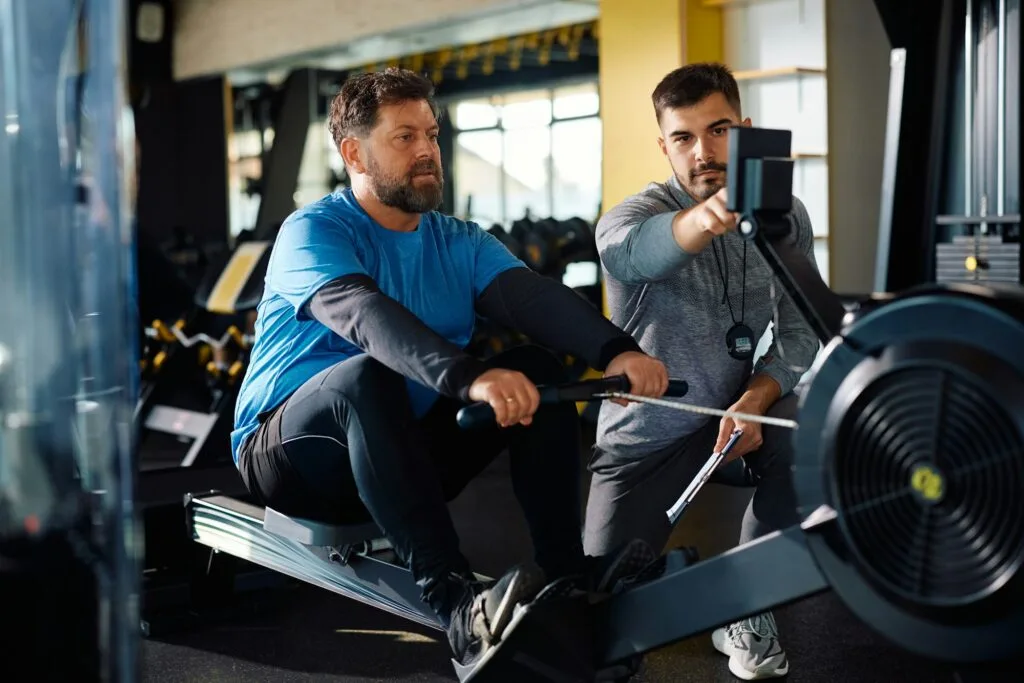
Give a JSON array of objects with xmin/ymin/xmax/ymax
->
[{"xmin": 455, "ymin": 375, "xmax": 689, "ymax": 429}]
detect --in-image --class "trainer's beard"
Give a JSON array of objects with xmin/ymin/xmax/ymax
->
[
  {"xmin": 679, "ymin": 161, "xmax": 728, "ymax": 201},
  {"xmin": 366, "ymin": 154, "xmax": 444, "ymax": 214}
]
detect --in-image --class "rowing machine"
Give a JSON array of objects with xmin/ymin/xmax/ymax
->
[
  {"xmin": 184, "ymin": 374, "xmax": 691, "ymax": 635},
  {"xmin": 185, "ymin": 291, "xmax": 1024, "ymax": 682}
]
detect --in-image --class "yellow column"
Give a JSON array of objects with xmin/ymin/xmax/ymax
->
[{"xmin": 598, "ymin": 0, "xmax": 723, "ymax": 211}]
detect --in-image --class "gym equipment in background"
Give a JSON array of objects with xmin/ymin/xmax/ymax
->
[
  {"xmin": 935, "ymin": 234, "xmax": 1020, "ymax": 285},
  {"xmin": 137, "ymin": 234, "xmax": 280, "ymax": 636},
  {"xmin": 136, "ymin": 238, "xmax": 268, "ymax": 484}
]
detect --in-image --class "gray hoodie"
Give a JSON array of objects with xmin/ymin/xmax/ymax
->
[{"xmin": 594, "ymin": 174, "xmax": 821, "ymax": 460}]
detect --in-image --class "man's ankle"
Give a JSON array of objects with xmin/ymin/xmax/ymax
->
[{"xmin": 424, "ymin": 571, "xmax": 478, "ymax": 628}]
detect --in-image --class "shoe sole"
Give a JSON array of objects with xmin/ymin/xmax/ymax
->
[
  {"xmin": 596, "ymin": 540, "xmax": 659, "ymax": 593},
  {"xmin": 727, "ymin": 654, "xmax": 789, "ymax": 680},
  {"xmin": 487, "ymin": 564, "xmax": 546, "ymax": 641},
  {"xmin": 713, "ymin": 632, "xmax": 789, "ymax": 680}
]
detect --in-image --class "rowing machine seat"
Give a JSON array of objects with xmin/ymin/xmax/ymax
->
[{"xmin": 263, "ymin": 507, "xmax": 382, "ymax": 547}]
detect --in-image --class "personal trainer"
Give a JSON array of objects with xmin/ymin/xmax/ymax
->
[
  {"xmin": 230, "ymin": 67, "xmax": 668, "ymax": 675},
  {"xmin": 586, "ymin": 63, "xmax": 822, "ymax": 680}
]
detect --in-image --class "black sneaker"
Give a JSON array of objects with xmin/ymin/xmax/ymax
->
[
  {"xmin": 447, "ymin": 562, "xmax": 546, "ymax": 676},
  {"xmin": 587, "ymin": 538, "xmax": 659, "ymax": 594}
]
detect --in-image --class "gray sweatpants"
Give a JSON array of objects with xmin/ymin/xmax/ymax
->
[{"xmin": 583, "ymin": 393, "xmax": 800, "ymax": 557}]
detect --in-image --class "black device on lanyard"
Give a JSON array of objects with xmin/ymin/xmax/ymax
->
[{"xmin": 666, "ymin": 185, "xmax": 756, "ymax": 361}]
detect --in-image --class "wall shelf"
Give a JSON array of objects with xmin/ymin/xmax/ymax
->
[{"xmin": 733, "ymin": 66, "xmax": 826, "ymax": 81}]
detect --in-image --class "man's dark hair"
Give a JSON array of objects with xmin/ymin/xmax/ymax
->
[
  {"xmin": 651, "ymin": 62, "xmax": 742, "ymax": 122},
  {"xmin": 327, "ymin": 67, "xmax": 438, "ymax": 146}
]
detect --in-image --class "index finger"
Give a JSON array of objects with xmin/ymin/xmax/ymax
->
[{"xmin": 706, "ymin": 196, "xmax": 737, "ymax": 228}]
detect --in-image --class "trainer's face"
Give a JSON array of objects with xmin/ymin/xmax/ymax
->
[
  {"xmin": 356, "ymin": 99, "xmax": 444, "ymax": 213},
  {"xmin": 657, "ymin": 92, "xmax": 750, "ymax": 202}
]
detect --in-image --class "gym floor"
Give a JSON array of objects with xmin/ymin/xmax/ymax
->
[{"xmin": 141, "ymin": 433, "xmax": 1022, "ymax": 683}]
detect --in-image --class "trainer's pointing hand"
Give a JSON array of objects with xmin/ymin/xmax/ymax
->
[{"xmin": 603, "ymin": 351, "xmax": 669, "ymax": 406}]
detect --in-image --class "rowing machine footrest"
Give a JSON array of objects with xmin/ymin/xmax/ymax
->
[{"xmin": 263, "ymin": 507, "xmax": 382, "ymax": 547}]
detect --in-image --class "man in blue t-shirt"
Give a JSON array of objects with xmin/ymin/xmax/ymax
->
[{"xmin": 233, "ymin": 68, "xmax": 670, "ymax": 675}]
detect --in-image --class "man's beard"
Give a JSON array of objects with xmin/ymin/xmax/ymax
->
[
  {"xmin": 678, "ymin": 161, "xmax": 728, "ymax": 201},
  {"xmin": 366, "ymin": 154, "xmax": 444, "ymax": 214}
]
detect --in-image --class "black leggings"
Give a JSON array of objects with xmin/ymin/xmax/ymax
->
[{"xmin": 237, "ymin": 345, "xmax": 585, "ymax": 616}]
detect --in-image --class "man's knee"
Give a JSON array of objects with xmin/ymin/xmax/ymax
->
[
  {"xmin": 766, "ymin": 392, "xmax": 799, "ymax": 421},
  {"xmin": 319, "ymin": 354, "xmax": 406, "ymax": 406},
  {"xmin": 756, "ymin": 392, "xmax": 799, "ymax": 470},
  {"xmin": 490, "ymin": 344, "xmax": 569, "ymax": 386}
]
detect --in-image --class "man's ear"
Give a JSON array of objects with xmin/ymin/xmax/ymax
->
[
  {"xmin": 339, "ymin": 137, "xmax": 366, "ymax": 174},
  {"xmin": 741, "ymin": 117, "xmax": 753, "ymax": 128},
  {"xmin": 657, "ymin": 136, "xmax": 668, "ymax": 157}
]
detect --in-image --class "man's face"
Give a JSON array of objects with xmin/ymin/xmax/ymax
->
[
  {"xmin": 656, "ymin": 92, "xmax": 750, "ymax": 202},
  {"xmin": 361, "ymin": 99, "xmax": 444, "ymax": 213}
]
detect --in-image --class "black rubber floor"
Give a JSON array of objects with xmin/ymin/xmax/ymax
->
[{"xmin": 142, "ymin": 445, "xmax": 1022, "ymax": 682}]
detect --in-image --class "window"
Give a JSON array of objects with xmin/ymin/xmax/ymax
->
[
  {"xmin": 227, "ymin": 128, "xmax": 265, "ymax": 238},
  {"xmin": 451, "ymin": 81, "xmax": 602, "ymax": 228}
]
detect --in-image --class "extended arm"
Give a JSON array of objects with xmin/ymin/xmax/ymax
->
[
  {"xmin": 596, "ymin": 187, "xmax": 736, "ymax": 284},
  {"xmin": 474, "ymin": 268, "xmax": 642, "ymax": 370},
  {"xmin": 307, "ymin": 274, "xmax": 488, "ymax": 401},
  {"xmin": 596, "ymin": 195, "xmax": 695, "ymax": 284}
]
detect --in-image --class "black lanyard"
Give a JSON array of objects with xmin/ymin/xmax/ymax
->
[
  {"xmin": 711, "ymin": 238, "xmax": 747, "ymax": 328},
  {"xmin": 666, "ymin": 183, "xmax": 755, "ymax": 361}
]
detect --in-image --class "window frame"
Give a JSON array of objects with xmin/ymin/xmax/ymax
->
[{"xmin": 443, "ymin": 76, "xmax": 602, "ymax": 226}]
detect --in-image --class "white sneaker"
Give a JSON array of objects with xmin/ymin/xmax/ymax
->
[{"xmin": 711, "ymin": 612, "xmax": 789, "ymax": 680}]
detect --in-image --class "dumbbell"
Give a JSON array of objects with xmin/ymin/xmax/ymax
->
[
  {"xmin": 555, "ymin": 217, "xmax": 597, "ymax": 264},
  {"xmin": 486, "ymin": 224, "xmax": 523, "ymax": 260},
  {"xmin": 521, "ymin": 218, "xmax": 561, "ymax": 274}
]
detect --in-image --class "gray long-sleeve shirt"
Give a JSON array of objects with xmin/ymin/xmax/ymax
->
[{"xmin": 595, "ymin": 174, "xmax": 821, "ymax": 460}]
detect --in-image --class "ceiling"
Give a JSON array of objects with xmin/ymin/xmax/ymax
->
[{"xmin": 170, "ymin": 0, "xmax": 598, "ymax": 85}]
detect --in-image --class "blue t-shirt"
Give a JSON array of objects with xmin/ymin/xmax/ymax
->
[{"xmin": 230, "ymin": 189, "xmax": 525, "ymax": 463}]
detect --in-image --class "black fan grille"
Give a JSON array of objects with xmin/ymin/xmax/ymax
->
[{"xmin": 833, "ymin": 366, "xmax": 1024, "ymax": 607}]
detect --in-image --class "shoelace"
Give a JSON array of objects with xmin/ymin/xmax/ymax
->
[{"xmin": 728, "ymin": 613, "xmax": 778, "ymax": 644}]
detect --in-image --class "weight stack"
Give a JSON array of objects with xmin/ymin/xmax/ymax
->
[{"xmin": 935, "ymin": 235, "xmax": 1020, "ymax": 285}]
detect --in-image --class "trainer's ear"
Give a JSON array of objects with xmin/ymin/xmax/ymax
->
[{"xmin": 340, "ymin": 137, "xmax": 367, "ymax": 174}]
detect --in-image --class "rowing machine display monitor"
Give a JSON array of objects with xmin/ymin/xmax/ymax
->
[{"xmin": 726, "ymin": 126, "xmax": 848, "ymax": 343}]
